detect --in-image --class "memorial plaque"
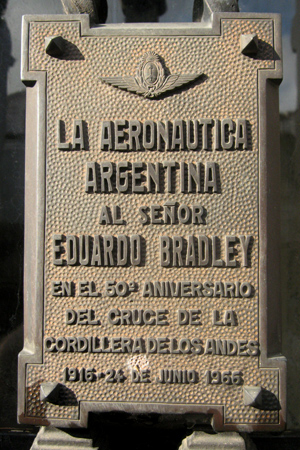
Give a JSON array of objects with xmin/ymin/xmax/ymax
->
[{"xmin": 18, "ymin": 13, "xmax": 286, "ymax": 431}]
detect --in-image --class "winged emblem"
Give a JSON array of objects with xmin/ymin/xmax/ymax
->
[{"xmin": 100, "ymin": 52, "xmax": 203, "ymax": 99}]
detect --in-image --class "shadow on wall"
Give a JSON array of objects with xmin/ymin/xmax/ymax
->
[
  {"xmin": 120, "ymin": 0, "xmax": 167, "ymax": 22},
  {"xmin": 0, "ymin": 0, "xmax": 12, "ymax": 149},
  {"xmin": 281, "ymin": 0, "xmax": 300, "ymax": 430},
  {"xmin": 0, "ymin": 326, "xmax": 23, "ymax": 427},
  {"xmin": 0, "ymin": 2, "xmax": 24, "ymax": 340},
  {"xmin": 0, "ymin": 0, "xmax": 26, "ymax": 429}
]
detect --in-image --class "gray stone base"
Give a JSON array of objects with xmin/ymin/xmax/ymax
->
[
  {"xmin": 30, "ymin": 426, "xmax": 99, "ymax": 450},
  {"xmin": 179, "ymin": 431, "xmax": 257, "ymax": 450}
]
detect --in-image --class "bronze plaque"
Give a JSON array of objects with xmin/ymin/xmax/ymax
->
[{"xmin": 19, "ymin": 13, "xmax": 286, "ymax": 431}]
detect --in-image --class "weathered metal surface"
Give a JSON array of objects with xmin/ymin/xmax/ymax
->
[{"xmin": 19, "ymin": 13, "xmax": 285, "ymax": 431}]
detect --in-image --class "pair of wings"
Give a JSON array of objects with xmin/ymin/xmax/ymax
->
[{"xmin": 100, "ymin": 73, "xmax": 203, "ymax": 98}]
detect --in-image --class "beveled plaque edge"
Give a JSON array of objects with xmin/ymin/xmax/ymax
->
[{"xmin": 18, "ymin": 13, "xmax": 286, "ymax": 432}]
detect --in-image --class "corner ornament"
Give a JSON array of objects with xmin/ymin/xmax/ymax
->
[{"xmin": 100, "ymin": 52, "xmax": 203, "ymax": 99}]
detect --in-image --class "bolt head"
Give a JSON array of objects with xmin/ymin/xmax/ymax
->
[
  {"xmin": 241, "ymin": 34, "xmax": 259, "ymax": 56},
  {"xmin": 244, "ymin": 385, "xmax": 263, "ymax": 408},
  {"xmin": 40, "ymin": 382, "xmax": 61, "ymax": 404},
  {"xmin": 45, "ymin": 36, "xmax": 65, "ymax": 57}
]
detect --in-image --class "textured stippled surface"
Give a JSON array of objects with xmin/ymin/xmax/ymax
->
[{"xmin": 22, "ymin": 16, "xmax": 283, "ymax": 428}]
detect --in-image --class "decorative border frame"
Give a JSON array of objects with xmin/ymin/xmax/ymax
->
[{"xmin": 18, "ymin": 13, "xmax": 286, "ymax": 431}]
